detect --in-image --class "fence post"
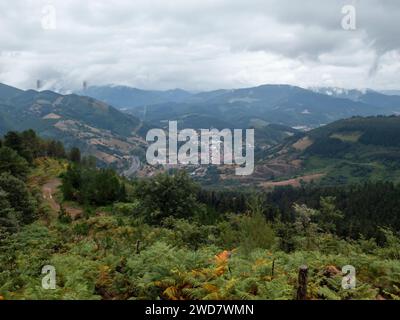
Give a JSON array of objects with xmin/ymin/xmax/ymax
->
[
  {"xmin": 271, "ymin": 259, "xmax": 275, "ymax": 279},
  {"xmin": 296, "ymin": 265, "xmax": 308, "ymax": 300},
  {"xmin": 136, "ymin": 240, "xmax": 141, "ymax": 254}
]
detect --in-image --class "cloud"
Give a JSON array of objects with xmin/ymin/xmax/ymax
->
[{"xmin": 0, "ymin": 0, "xmax": 399, "ymax": 91}]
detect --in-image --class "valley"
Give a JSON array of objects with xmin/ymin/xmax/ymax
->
[
  {"xmin": 1, "ymin": 83, "xmax": 400, "ymax": 301},
  {"xmin": 1, "ymin": 128, "xmax": 400, "ymax": 300},
  {"xmin": 3, "ymin": 0, "xmax": 400, "ymax": 304},
  {"xmin": 2, "ymin": 82, "xmax": 400, "ymax": 188}
]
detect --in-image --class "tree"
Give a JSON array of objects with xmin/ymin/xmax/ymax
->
[
  {"xmin": 46, "ymin": 140, "xmax": 66, "ymax": 158},
  {"xmin": 60, "ymin": 164, "xmax": 82, "ymax": 201},
  {"xmin": 69, "ymin": 147, "xmax": 81, "ymax": 163},
  {"xmin": 2, "ymin": 130, "xmax": 67, "ymax": 163},
  {"xmin": 133, "ymin": 171, "xmax": 204, "ymax": 224},
  {"xmin": 0, "ymin": 189, "xmax": 19, "ymax": 234},
  {"xmin": 316, "ymin": 197, "xmax": 344, "ymax": 233},
  {"xmin": 61, "ymin": 165, "xmax": 125, "ymax": 205},
  {"xmin": 238, "ymin": 195, "xmax": 275, "ymax": 252},
  {"xmin": 20, "ymin": 129, "xmax": 41, "ymax": 161},
  {"xmin": 293, "ymin": 203, "xmax": 319, "ymax": 250},
  {"xmin": 275, "ymin": 219, "xmax": 296, "ymax": 253},
  {"xmin": 3, "ymin": 131, "xmax": 23, "ymax": 154},
  {"xmin": 87, "ymin": 168, "xmax": 124, "ymax": 205},
  {"xmin": 0, "ymin": 146, "xmax": 29, "ymax": 180},
  {"xmin": 81, "ymin": 155, "xmax": 97, "ymax": 168},
  {"xmin": 0, "ymin": 173, "xmax": 36, "ymax": 224}
]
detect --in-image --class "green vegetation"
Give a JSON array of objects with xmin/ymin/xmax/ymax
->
[
  {"xmin": 278, "ymin": 116, "xmax": 400, "ymax": 186},
  {"xmin": 330, "ymin": 131, "xmax": 362, "ymax": 143},
  {"xmin": 0, "ymin": 85, "xmax": 147, "ymax": 170},
  {"xmin": 1, "ymin": 182, "xmax": 400, "ymax": 300},
  {"xmin": 0, "ymin": 130, "xmax": 62, "ymax": 236},
  {"xmin": 131, "ymin": 171, "xmax": 205, "ymax": 224},
  {"xmin": 61, "ymin": 164, "xmax": 126, "ymax": 206},
  {"xmin": 1, "ymin": 129, "xmax": 400, "ymax": 300}
]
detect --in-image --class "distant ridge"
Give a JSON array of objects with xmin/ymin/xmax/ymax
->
[
  {"xmin": 76, "ymin": 85, "xmax": 193, "ymax": 109},
  {"xmin": 79, "ymin": 83, "xmax": 400, "ymax": 129},
  {"xmin": 0, "ymin": 83, "xmax": 24, "ymax": 100}
]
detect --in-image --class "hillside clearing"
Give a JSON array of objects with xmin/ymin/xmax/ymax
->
[{"xmin": 259, "ymin": 173, "xmax": 325, "ymax": 188}]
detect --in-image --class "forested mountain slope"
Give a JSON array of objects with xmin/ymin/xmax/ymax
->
[
  {"xmin": 0, "ymin": 83, "xmax": 147, "ymax": 170},
  {"xmin": 255, "ymin": 116, "xmax": 400, "ymax": 187}
]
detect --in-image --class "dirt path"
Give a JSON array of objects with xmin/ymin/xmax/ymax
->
[
  {"xmin": 42, "ymin": 179, "xmax": 61, "ymax": 212},
  {"xmin": 42, "ymin": 178, "xmax": 83, "ymax": 219}
]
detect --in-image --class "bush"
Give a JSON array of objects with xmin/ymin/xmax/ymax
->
[
  {"xmin": 113, "ymin": 202, "xmax": 140, "ymax": 216},
  {"xmin": 133, "ymin": 171, "xmax": 205, "ymax": 224},
  {"xmin": 61, "ymin": 165, "xmax": 126, "ymax": 206}
]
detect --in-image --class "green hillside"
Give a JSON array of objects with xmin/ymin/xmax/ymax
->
[
  {"xmin": 262, "ymin": 116, "xmax": 400, "ymax": 186},
  {"xmin": 1, "ymin": 129, "xmax": 400, "ymax": 300},
  {"xmin": 0, "ymin": 85, "xmax": 148, "ymax": 171}
]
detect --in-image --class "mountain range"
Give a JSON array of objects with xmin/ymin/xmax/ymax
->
[
  {"xmin": 2, "ymin": 82, "xmax": 400, "ymax": 186},
  {"xmin": 78, "ymin": 84, "xmax": 400, "ymax": 130},
  {"xmin": 76, "ymin": 85, "xmax": 192, "ymax": 109}
]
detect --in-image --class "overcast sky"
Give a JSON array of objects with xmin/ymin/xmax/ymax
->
[{"xmin": 0, "ymin": 0, "xmax": 399, "ymax": 91}]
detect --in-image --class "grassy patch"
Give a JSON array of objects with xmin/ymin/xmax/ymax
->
[{"xmin": 330, "ymin": 131, "xmax": 362, "ymax": 143}]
